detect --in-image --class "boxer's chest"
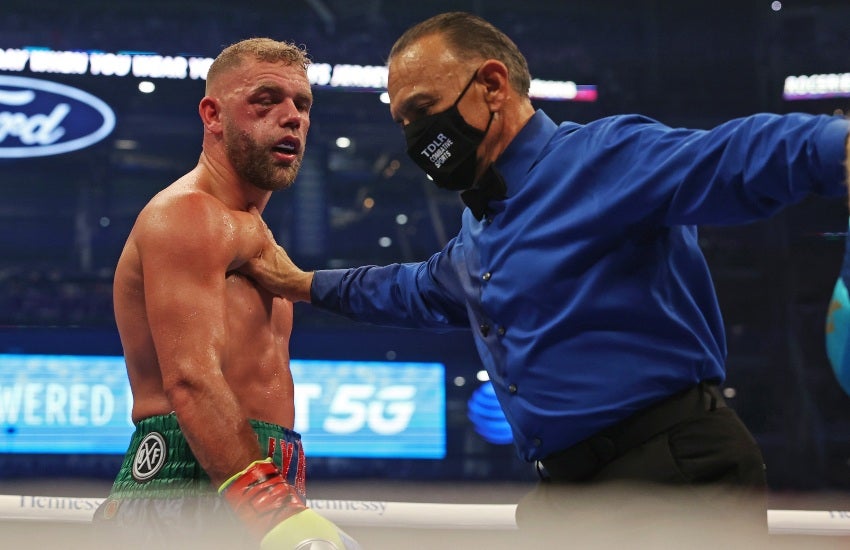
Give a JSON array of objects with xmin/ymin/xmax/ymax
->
[{"xmin": 224, "ymin": 271, "xmax": 292, "ymax": 342}]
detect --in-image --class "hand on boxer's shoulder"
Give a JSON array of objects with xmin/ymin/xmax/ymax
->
[
  {"xmin": 238, "ymin": 206, "xmax": 312, "ymax": 301},
  {"xmin": 220, "ymin": 458, "xmax": 360, "ymax": 549}
]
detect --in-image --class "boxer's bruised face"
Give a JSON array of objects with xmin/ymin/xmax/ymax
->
[{"xmin": 220, "ymin": 60, "xmax": 312, "ymax": 191}]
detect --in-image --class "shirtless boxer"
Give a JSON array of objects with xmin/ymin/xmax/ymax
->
[{"xmin": 94, "ymin": 38, "xmax": 357, "ymax": 549}]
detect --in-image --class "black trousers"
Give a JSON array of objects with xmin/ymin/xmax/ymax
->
[
  {"xmin": 534, "ymin": 383, "xmax": 766, "ymax": 486},
  {"xmin": 516, "ymin": 384, "xmax": 770, "ymax": 548}
]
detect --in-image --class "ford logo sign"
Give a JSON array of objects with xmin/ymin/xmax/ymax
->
[{"xmin": 0, "ymin": 75, "xmax": 115, "ymax": 158}]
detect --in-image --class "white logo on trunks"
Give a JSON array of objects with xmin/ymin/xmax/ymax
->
[{"xmin": 132, "ymin": 431, "xmax": 167, "ymax": 482}]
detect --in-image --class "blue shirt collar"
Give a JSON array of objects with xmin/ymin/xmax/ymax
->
[{"xmin": 495, "ymin": 110, "xmax": 559, "ymax": 197}]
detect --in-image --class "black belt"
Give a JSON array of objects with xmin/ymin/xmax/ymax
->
[{"xmin": 536, "ymin": 382, "xmax": 726, "ymax": 483}]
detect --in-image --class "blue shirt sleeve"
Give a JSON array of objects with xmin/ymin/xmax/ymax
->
[
  {"xmin": 582, "ymin": 113, "xmax": 849, "ymax": 227},
  {"xmin": 310, "ymin": 238, "xmax": 469, "ymax": 330}
]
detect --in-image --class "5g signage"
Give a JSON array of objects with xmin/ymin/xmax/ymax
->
[
  {"xmin": 0, "ymin": 75, "xmax": 115, "ymax": 158},
  {"xmin": 292, "ymin": 360, "xmax": 446, "ymax": 459}
]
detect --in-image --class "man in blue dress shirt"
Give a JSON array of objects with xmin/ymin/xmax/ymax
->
[{"xmin": 241, "ymin": 11, "xmax": 849, "ymax": 539}]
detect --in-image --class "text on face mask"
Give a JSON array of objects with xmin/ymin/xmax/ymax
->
[{"xmin": 420, "ymin": 132, "xmax": 453, "ymax": 168}]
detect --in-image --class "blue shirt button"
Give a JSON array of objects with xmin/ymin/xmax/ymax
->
[{"xmin": 508, "ymin": 383, "xmax": 517, "ymax": 394}]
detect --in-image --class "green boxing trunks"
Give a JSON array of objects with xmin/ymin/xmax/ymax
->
[{"xmin": 92, "ymin": 413, "xmax": 306, "ymax": 549}]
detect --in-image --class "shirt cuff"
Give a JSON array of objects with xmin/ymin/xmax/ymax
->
[{"xmin": 309, "ymin": 269, "xmax": 348, "ymax": 311}]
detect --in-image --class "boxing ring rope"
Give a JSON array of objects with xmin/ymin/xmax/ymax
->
[{"xmin": 0, "ymin": 494, "xmax": 848, "ymax": 536}]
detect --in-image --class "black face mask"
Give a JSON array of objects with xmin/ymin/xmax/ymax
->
[{"xmin": 403, "ymin": 70, "xmax": 494, "ymax": 191}]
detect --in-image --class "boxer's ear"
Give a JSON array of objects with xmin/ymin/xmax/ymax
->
[{"xmin": 199, "ymin": 96, "xmax": 222, "ymax": 134}]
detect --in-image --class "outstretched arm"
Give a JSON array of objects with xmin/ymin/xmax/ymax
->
[{"xmin": 238, "ymin": 206, "xmax": 314, "ymax": 302}]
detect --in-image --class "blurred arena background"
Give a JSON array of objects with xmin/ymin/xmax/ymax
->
[{"xmin": 1, "ymin": 0, "xmax": 849, "ymax": 543}]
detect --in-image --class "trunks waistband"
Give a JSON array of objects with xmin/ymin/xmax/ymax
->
[{"xmin": 108, "ymin": 413, "xmax": 305, "ymax": 499}]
